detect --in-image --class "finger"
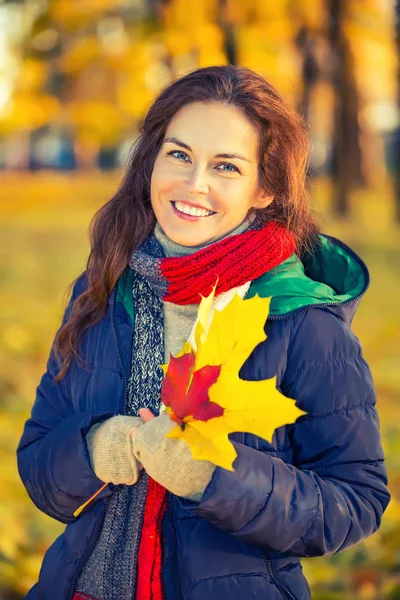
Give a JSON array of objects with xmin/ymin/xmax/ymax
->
[
  {"xmin": 129, "ymin": 426, "xmax": 138, "ymax": 438},
  {"xmin": 139, "ymin": 408, "xmax": 156, "ymax": 422}
]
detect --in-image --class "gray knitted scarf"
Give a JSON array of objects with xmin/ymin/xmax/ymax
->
[{"xmin": 76, "ymin": 236, "xmax": 165, "ymax": 599}]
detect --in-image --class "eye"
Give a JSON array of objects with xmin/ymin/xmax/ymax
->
[
  {"xmin": 167, "ymin": 150, "xmax": 190, "ymax": 162},
  {"xmin": 166, "ymin": 150, "xmax": 239, "ymax": 174},
  {"xmin": 216, "ymin": 163, "xmax": 240, "ymax": 174}
]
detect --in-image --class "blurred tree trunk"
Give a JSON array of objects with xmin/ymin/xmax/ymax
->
[
  {"xmin": 217, "ymin": 0, "xmax": 237, "ymax": 65},
  {"xmin": 328, "ymin": 0, "xmax": 364, "ymax": 216},
  {"xmin": 296, "ymin": 26, "xmax": 320, "ymax": 125}
]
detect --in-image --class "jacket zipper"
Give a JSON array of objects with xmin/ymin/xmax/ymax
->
[
  {"xmin": 69, "ymin": 288, "xmax": 128, "ymax": 599},
  {"xmin": 262, "ymin": 556, "xmax": 297, "ymax": 600},
  {"xmin": 169, "ymin": 496, "xmax": 184, "ymax": 600}
]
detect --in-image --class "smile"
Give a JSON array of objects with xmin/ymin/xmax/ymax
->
[{"xmin": 171, "ymin": 201, "xmax": 216, "ymax": 219}]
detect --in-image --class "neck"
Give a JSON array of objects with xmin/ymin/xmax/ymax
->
[{"xmin": 154, "ymin": 215, "xmax": 255, "ymax": 258}]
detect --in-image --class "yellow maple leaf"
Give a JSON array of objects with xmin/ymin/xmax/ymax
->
[{"xmin": 165, "ymin": 285, "xmax": 305, "ymax": 471}]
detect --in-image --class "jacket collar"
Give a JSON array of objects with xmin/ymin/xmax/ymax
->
[{"xmin": 248, "ymin": 234, "xmax": 369, "ymax": 325}]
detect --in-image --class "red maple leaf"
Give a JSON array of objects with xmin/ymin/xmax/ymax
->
[{"xmin": 161, "ymin": 351, "xmax": 223, "ymax": 425}]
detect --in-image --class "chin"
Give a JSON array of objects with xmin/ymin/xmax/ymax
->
[
  {"xmin": 171, "ymin": 234, "xmax": 210, "ymax": 247},
  {"xmin": 164, "ymin": 227, "xmax": 215, "ymax": 247}
]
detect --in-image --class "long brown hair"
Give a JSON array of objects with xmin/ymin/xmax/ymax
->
[{"xmin": 53, "ymin": 65, "xmax": 320, "ymax": 382}]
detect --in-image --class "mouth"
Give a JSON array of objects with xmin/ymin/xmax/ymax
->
[{"xmin": 171, "ymin": 201, "xmax": 216, "ymax": 221}]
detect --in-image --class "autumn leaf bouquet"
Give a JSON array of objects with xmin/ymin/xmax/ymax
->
[{"xmin": 160, "ymin": 284, "xmax": 305, "ymax": 471}]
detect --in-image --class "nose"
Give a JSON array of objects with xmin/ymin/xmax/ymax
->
[{"xmin": 186, "ymin": 165, "xmax": 209, "ymax": 195}]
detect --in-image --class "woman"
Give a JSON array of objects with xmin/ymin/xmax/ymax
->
[{"xmin": 17, "ymin": 65, "xmax": 390, "ymax": 600}]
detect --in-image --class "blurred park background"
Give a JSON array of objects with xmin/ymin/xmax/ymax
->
[{"xmin": 0, "ymin": 0, "xmax": 399, "ymax": 598}]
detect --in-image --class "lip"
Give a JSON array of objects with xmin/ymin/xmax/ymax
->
[{"xmin": 171, "ymin": 201, "xmax": 215, "ymax": 221}]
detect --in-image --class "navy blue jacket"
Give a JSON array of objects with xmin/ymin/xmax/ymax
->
[{"xmin": 17, "ymin": 236, "xmax": 390, "ymax": 600}]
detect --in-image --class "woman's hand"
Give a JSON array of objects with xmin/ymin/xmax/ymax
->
[
  {"xmin": 86, "ymin": 415, "xmax": 143, "ymax": 485},
  {"xmin": 131, "ymin": 409, "xmax": 215, "ymax": 501}
]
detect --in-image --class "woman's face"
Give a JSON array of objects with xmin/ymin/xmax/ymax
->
[{"xmin": 150, "ymin": 101, "xmax": 273, "ymax": 246}]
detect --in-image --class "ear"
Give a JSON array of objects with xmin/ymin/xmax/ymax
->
[{"xmin": 253, "ymin": 191, "xmax": 274, "ymax": 210}]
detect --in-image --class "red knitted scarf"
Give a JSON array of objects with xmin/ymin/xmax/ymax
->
[
  {"xmin": 136, "ymin": 478, "xmax": 168, "ymax": 600},
  {"xmin": 160, "ymin": 220, "xmax": 295, "ymax": 305}
]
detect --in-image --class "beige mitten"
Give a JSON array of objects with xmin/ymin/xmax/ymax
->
[
  {"xmin": 86, "ymin": 415, "xmax": 143, "ymax": 485},
  {"xmin": 132, "ymin": 413, "xmax": 215, "ymax": 501}
]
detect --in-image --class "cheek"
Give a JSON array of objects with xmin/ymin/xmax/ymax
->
[
  {"xmin": 215, "ymin": 184, "xmax": 249, "ymax": 214},
  {"xmin": 151, "ymin": 161, "xmax": 180, "ymax": 196}
]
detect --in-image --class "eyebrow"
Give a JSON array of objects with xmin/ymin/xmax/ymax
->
[{"xmin": 164, "ymin": 136, "xmax": 251, "ymax": 163}]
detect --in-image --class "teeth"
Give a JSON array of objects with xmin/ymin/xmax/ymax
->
[{"xmin": 174, "ymin": 201, "xmax": 213, "ymax": 217}]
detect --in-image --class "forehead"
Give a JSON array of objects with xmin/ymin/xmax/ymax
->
[{"xmin": 165, "ymin": 102, "xmax": 259, "ymax": 158}]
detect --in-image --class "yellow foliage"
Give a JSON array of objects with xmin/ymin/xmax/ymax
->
[
  {"xmin": 0, "ymin": 94, "xmax": 61, "ymax": 132},
  {"xmin": 50, "ymin": 0, "xmax": 124, "ymax": 26},
  {"xmin": 118, "ymin": 85, "xmax": 153, "ymax": 120},
  {"xmin": 17, "ymin": 59, "xmax": 47, "ymax": 93},
  {"xmin": 60, "ymin": 37, "xmax": 102, "ymax": 73},
  {"xmin": 192, "ymin": 23, "xmax": 225, "ymax": 49},
  {"xmin": 298, "ymin": 0, "xmax": 327, "ymax": 31},
  {"xmin": 164, "ymin": 30, "xmax": 194, "ymax": 57},
  {"xmin": 163, "ymin": 0, "xmax": 216, "ymax": 30},
  {"xmin": 167, "ymin": 285, "xmax": 305, "ymax": 470},
  {"xmin": 66, "ymin": 100, "xmax": 125, "ymax": 144}
]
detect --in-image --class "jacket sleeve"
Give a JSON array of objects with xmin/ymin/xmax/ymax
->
[
  {"xmin": 16, "ymin": 274, "xmax": 118, "ymax": 524},
  {"xmin": 181, "ymin": 309, "xmax": 390, "ymax": 557}
]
